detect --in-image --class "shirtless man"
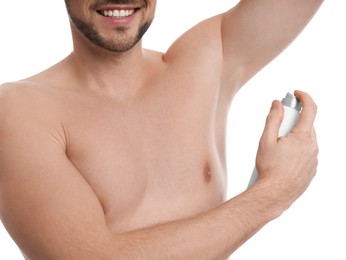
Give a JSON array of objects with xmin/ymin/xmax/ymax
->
[{"xmin": 0, "ymin": 0, "xmax": 322, "ymax": 259}]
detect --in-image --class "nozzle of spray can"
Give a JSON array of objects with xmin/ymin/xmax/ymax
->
[{"xmin": 247, "ymin": 92, "xmax": 302, "ymax": 188}]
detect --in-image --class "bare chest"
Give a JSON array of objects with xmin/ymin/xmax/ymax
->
[{"xmin": 62, "ymin": 82, "xmax": 227, "ymax": 232}]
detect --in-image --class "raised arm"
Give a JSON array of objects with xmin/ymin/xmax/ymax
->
[
  {"xmin": 0, "ymin": 85, "xmax": 318, "ymax": 259},
  {"xmin": 221, "ymin": 0, "xmax": 324, "ymax": 87}
]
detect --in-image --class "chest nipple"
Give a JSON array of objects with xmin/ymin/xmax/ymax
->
[{"xmin": 204, "ymin": 163, "xmax": 212, "ymax": 182}]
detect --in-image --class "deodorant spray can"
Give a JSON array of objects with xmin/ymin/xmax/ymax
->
[{"xmin": 247, "ymin": 93, "xmax": 302, "ymax": 188}]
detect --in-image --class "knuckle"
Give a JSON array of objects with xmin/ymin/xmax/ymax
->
[
  {"xmin": 308, "ymin": 140, "xmax": 319, "ymax": 158},
  {"xmin": 294, "ymin": 132, "xmax": 318, "ymax": 155},
  {"xmin": 311, "ymin": 102, "xmax": 318, "ymax": 114},
  {"xmin": 296, "ymin": 129, "xmax": 311, "ymax": 140},
  {"xmin": 258, "ymin": 138, "xmax": 269, "ymax": 150}
]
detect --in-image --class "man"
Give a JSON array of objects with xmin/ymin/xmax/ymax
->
[{"xmin": 0, "ymin": 0, "xmax": 322, "ymax": 259}]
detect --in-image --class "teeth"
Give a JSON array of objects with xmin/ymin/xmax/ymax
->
[
  {"xmin": 102, "ymin": 9, "xmax": 135, "ymax": 18},
  {"xmin": 113, "ymin": 10, "xmax": 119, "ymax": 17}
]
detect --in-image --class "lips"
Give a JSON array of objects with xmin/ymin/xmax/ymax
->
[
  {"xmin": 94, "ymin": 2, "xmax": 146, "ymax": 26},
  {"xmin": 96, "ymin": 1, "xmax": 145, "ymax": 20}
]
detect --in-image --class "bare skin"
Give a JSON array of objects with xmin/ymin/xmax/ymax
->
[{"xmin": 0, "ymin": 0, "xmax": 322, "ymax": 259}]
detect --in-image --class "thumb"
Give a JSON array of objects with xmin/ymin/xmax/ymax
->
[{"xmin": 260, "ymin": 100, "xmax": 284, "ymax": 144}]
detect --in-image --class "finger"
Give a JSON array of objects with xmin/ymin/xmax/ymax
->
[
  {"xmin": 260, "ymin": 100, "xmax": 284, "ymax": 144},
  {"xmin": 293, "ymin": 90, "xmax": 318, "ymax": 133}
]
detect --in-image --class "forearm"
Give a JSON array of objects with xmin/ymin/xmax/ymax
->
[{"xmin": 104, "ymin": 182, "xmax": 284, "ymax": 259}]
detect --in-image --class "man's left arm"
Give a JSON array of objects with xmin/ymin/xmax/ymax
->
[{"xmin": 220, "ymin": 0, "xmax": 324, "ymax": 89}]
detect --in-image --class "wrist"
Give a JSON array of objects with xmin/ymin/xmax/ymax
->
[{"xmin": 245, "ymin": 179, "xmax": 292, "ymax": 220}]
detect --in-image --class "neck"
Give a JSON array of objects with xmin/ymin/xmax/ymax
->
[{"xmin": 67, "ymin": 30, "xmax": 147, "ymax": 97}]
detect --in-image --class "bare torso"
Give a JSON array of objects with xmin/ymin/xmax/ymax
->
[
  {"xmin": 0, "ymin": 1, "xmax": 323, "ymax": 258},
  {"xmin": 13, "ymin": 44, "xmax": 231, "ymax": 234}
]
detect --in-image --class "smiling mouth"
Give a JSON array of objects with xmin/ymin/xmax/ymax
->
[{"xmin": 97, "ymin": 8, "xmax": 140, "ymax": 18}]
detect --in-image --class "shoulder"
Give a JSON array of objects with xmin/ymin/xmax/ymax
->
[
  {"xmin": 0, "ymin": 81, "xmax": 30, "ymax": 117},
  {"xmin": 0, "ymin": 81, "xmax": 39, "ymax": 131},
  {"xmin": 0, "ymin": 80, "xmax": 65, "ymax": 144},
  {"xmin": 0, "ymin": 80, "xmax": 49, "ymax": 116},
  {"xmin": 0, "ymin": 56, "xmax": 72, "ymax": 109}
]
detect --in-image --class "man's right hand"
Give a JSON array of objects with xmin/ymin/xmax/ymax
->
[{"xmin": 254, "ymin": 90, "xmax": 319, "ymax": 210}]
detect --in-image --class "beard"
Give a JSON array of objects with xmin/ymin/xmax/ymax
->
[{"xmin": 65, "ymin": 0, "xmax": 153, "ymax": 52}]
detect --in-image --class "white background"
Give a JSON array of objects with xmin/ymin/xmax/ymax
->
[{"xmin": 1, "ymin": 1, "xmax": 345, "ymax": 259}]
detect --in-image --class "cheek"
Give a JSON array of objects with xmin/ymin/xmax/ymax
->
[
  {"xmin": 145, "ymin": 7, "xmax": 156, "ymax": 23},
  {"xmin": 84, "ymin": 0, "xmax": 95, "ymax": 19},
  {"xmin": 145, "ymin": 0, "xmax": 156, "ymax": 16},
  {"xmin": 68, "ymin": 0, "xmax": 94, "ymax": 20}
]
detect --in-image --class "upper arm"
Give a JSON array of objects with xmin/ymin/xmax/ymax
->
[
  {"xmin": 0, "ymin": 86, "xmax": 111, "ymax": 259},
  {"xmin": 221, "ymin": 0, "xmax": 324, "ymax": 86},
  {"xmin": 163, "ymin": 1, "xmax": 323, "ymax": 101}
]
